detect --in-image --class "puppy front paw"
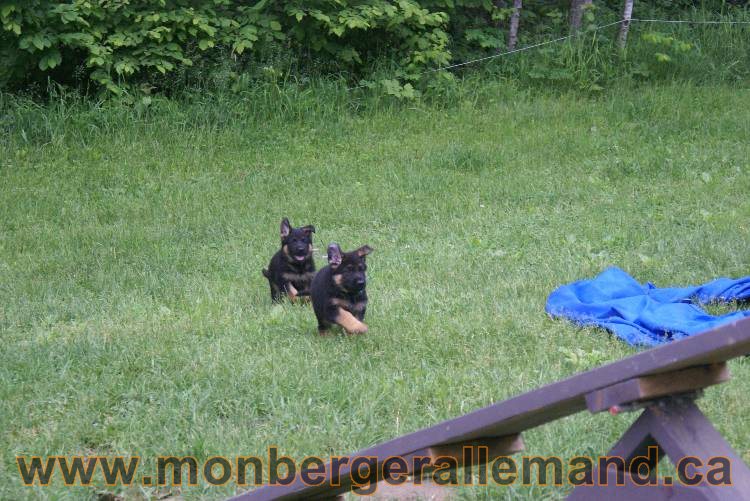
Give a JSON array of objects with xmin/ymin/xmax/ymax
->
[
  {"xmin": 286, "ymin": 283, "xmax": 299, "ymax": 302},
  {"xmin": 348, "ymin": 322, "xmax": 368, "ymax": 335}
]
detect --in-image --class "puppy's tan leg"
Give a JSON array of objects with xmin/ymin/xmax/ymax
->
[
  {"xmin": 286, "ymin": 283, "xmax": 298, "ymax": 302},
  {"xmin": 335, "ymin": 308, "xmax": 368, "ymax": 334}
]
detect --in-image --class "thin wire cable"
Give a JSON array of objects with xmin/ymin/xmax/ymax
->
[
  {"xmin": 347, "ymin": 17, "xmax": 750, "ymax": 90},
  {"xmin": 631, "ymin": 18, "xmax": 750, "ymax": 24},
  {"xmin": 424, "ymin": 19, "xmax": 626, "ymax": 75},
  {"xmin": 347, "ymin": 20, "xmax": 625, "ymax": 90}
]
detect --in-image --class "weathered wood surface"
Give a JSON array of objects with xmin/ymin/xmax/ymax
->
[
  {"xmin": 585, "ymin": 363, "xmax": 730, "ymax": 413},
  {"xmin": 401, "ymin": 434, "xmax": 525, "ymax": 472},
  {"xmin": 233, "ymin": 317, "xmax": 750, "ymax": 500}
]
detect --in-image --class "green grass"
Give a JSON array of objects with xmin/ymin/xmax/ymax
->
[{"xmin": 1, "ymin": 80, "xmax": 749, "ymax": 500}]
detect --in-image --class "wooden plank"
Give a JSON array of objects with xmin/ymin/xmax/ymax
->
[
  {"xmin": 295, "ymin": 435, "xmax": 522, "ymax": 500},
  {"xmin": 403, "ymin": 434, "xmax": 524, "ymax": 472},
  {"xmin": 233, "ymin": 318, "xmax": 750, "ymax": 500},
  {"xmin": 585, "ymin": 363, "xmax": 730, "ymax": 413}
]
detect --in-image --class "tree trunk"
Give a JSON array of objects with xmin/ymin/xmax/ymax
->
[
  {"xmin": 494, "ymin": 0, "xmax": 507, "ymax": 52},
  {"xmin": 570, "ymin": 0, "xmax": 593, "ymax": 34},
  {"xmin": 507, "ymin": 0, "xmax": 522, "ymax": 50},
  {"xmin": 618, "ymin": 0, "xmax": 634, "ymax": 48}
]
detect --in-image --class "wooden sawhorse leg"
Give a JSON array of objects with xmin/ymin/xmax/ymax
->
[{"xmin": 569, "ymin": 396, "xmax": 750, "ymax": 499}]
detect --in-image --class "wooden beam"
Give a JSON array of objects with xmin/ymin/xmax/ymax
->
[
  {"xmin": 234, "ymin": 318, "xmax": 750, "ymax": 500},
  {"xmin": 585, "ymin": 363, "xmax": 730, "ymax": 414},
  {"xmin": 347, "ymin": 436, "xmax": 523, "ymax": 499},
  {"xmin": 403, "ymin": 434, "xmax": 524, "ymax": 472}
]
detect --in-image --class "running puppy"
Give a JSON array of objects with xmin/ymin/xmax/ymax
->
[
  {"xmin": 262, "ymin": 218, "xmax": 316, "ymax": 302},
  {"xmin": 311, "ymin": 243, "xmax": 373, "ymax": 335}
]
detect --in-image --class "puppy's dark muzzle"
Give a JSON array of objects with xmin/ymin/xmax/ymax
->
[{"xmin": 290, "ymin": 248, "xmax": 310, "ymax": 262}]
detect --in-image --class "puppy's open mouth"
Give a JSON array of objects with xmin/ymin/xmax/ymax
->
[{"xmin": 293, "ymin": 255, "xmax": 307, "ymax": 262}]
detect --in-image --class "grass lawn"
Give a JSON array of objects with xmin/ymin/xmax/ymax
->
[{"xmin": 1, "ymin": 81, "xmax": 749, "ymax": 500}]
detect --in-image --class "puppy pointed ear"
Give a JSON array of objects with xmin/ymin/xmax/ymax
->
[
  {"xmin": 327, "ymin": 243, "xmax": 342, "ymax": 267},
  {"xmin": 356, "ymin": 245, "xmax": 373, "ymax": 257},
  {"xmin": 280, "ymin": 218, "xmax": 291, "ymax": 239},
  {"xmin": 301, "ymin": 225, "xmax": 315, "ymax": 235}
]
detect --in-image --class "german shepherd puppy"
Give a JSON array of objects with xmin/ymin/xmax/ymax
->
[
  {"xmin": 262, "ymin": 218, "xmax": 316, "ymax": 302},
  {"xmin": 311, "ymin": 243, "xmax": 373, "ymax": 335}
]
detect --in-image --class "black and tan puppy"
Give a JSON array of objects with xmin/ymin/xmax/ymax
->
[
  {"xmin": 262, "ymin": 218, "xmax": 316, "ymax": 302},
  {"xmin": 311, "ymin": 243, "xmax": 373, "ymax": 335}
]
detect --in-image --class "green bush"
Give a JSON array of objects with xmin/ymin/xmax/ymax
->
[
  {"xmin": 0, "ymin": 0, "xmax": 451, "ymax": 94},
  {"xmin": 1, "ymin": 0, "xmax": 748, "ymax": 95}
]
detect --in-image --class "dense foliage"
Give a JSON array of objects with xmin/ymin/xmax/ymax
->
[
  {"xmin": 0, "ymin": 0, "xmax": 748, "ymax": 94},
  {"xmin": 0, "ymin": 0, "xmax": 451, "ymax": 93}
]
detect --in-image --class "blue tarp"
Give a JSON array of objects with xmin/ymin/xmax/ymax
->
[{"xmin": 545, "ymin": 267, "xmax": 750, "ymax": 346}]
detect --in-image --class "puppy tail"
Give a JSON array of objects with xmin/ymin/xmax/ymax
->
[{"xmin": 262, "ymin": 268, "xmax": 270, "ymax": 279}]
